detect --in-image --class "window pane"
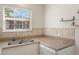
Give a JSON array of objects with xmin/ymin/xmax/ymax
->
[
  {"xmin": 6, "ymin": 20, "xmax": 14, "ymax": 29},
  {"xmin": 23, "ymin": 21, "xmax": 29, "ymax": 29},
  {"xmin": 15, "ymin": 21, "xmax": 22, "ymax": 29},
  {"xmin": 5, "ymin": 8, "xmax": 30, "ymax": 18}
]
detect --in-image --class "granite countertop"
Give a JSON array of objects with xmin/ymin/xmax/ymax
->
[
  {"xmin": 0, "ymin": 36, "xmax": 75, "ymax": 51},
  {"xmin": 32, "ymin": 36, "xmax": 75, "ymax": 51}
]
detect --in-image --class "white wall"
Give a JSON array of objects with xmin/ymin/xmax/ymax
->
[
  {"xmin": 44, "ymin": 4, "xmax": 79, "ymax": 54},
  {"xmin": 44, "ymin": 4, "xmax": 79, "ymax": 28},
  {"xmin": 0, "ymin": 4, "xmax": 44, "ymax": 28},
  {"xmin": 0, "ymin": 4, "xmax": 44, "ymax": 38}
]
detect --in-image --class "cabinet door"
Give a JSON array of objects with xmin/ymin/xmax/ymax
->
[
  {"xmin": 39, "ymin": 44, "xmax": 56, "ymax": 55},
  {"xmin": 2, "ymin": 43, "xmax": 39, "ymax": 55},
  {"xmin": 57, "ymin": 45, "xmax": 75, "ymax": 55},
  {"xmin": 75, "ymin": 27, "xmax": 79, "ymax": 54}
]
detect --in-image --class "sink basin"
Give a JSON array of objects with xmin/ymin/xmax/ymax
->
[
  {"xmin": 8, "ymin": 39, "xmax": 34, "ymax": 45},
  {"xmin": 0, "ymin": 39, "xmax": 34, "ymax": 48}
]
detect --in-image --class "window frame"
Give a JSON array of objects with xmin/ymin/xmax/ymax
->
[{"xmin": 2, "ymin": 7, "xmax": 32, "ymax": 32}]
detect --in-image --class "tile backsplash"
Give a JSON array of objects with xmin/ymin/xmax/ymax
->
[
  {"xmin": 0, "ymin": 28, "xmax": 43, "ymax": 38},
  {"xmin": 0, "ymin": 28, "xmax": 75, "ymax": 40},
  {"xmin": 44, "ymin": 28, "xmax": 75, "ymax": 39}
]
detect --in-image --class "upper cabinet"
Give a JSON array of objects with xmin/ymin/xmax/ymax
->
[{"xmin": 3, "ymin": 7, "xmax": 32, "ymax": 32}]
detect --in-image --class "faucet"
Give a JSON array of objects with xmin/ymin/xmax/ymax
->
[{"xmin": 11, "ymin": 38, "xmax": 16, "ymax": 41}]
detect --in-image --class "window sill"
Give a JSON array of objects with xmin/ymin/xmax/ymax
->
[{"xmin": 2, "ymin": 29, "xmax": 32, "ymax": 32}]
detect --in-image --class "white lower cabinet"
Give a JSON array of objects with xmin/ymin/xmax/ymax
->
[
  {"xmin": 57, "ymin": 45, "xmax": 75, "ymax": 55},
  {"xmin": 1, "ymin": 43, "xmax": 39, "ymax": 55},
  {"xmin": 39, "ymin": 44, "xmax": 75, "ymax": 55},
  {"xmin": 39, "ymin": 44, "xmax": 56, "ymax": 55},
  {"xmin": 0, "ymin": 42, "xmax": 75, "ymax": 55}
]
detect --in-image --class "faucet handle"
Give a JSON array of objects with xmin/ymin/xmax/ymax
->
[{"xmin": 8, "ymin": 42, "xmax": 11, "ymax": 45}]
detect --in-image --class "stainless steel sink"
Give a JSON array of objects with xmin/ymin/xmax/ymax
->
[{"xmin": 8, "ymin": 38, "xmax": 34, "ymax": 45}]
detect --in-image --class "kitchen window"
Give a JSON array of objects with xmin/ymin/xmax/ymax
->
[{"xmin": 3, "ymin": 7, "xmax": 32, "ymax": 32}]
